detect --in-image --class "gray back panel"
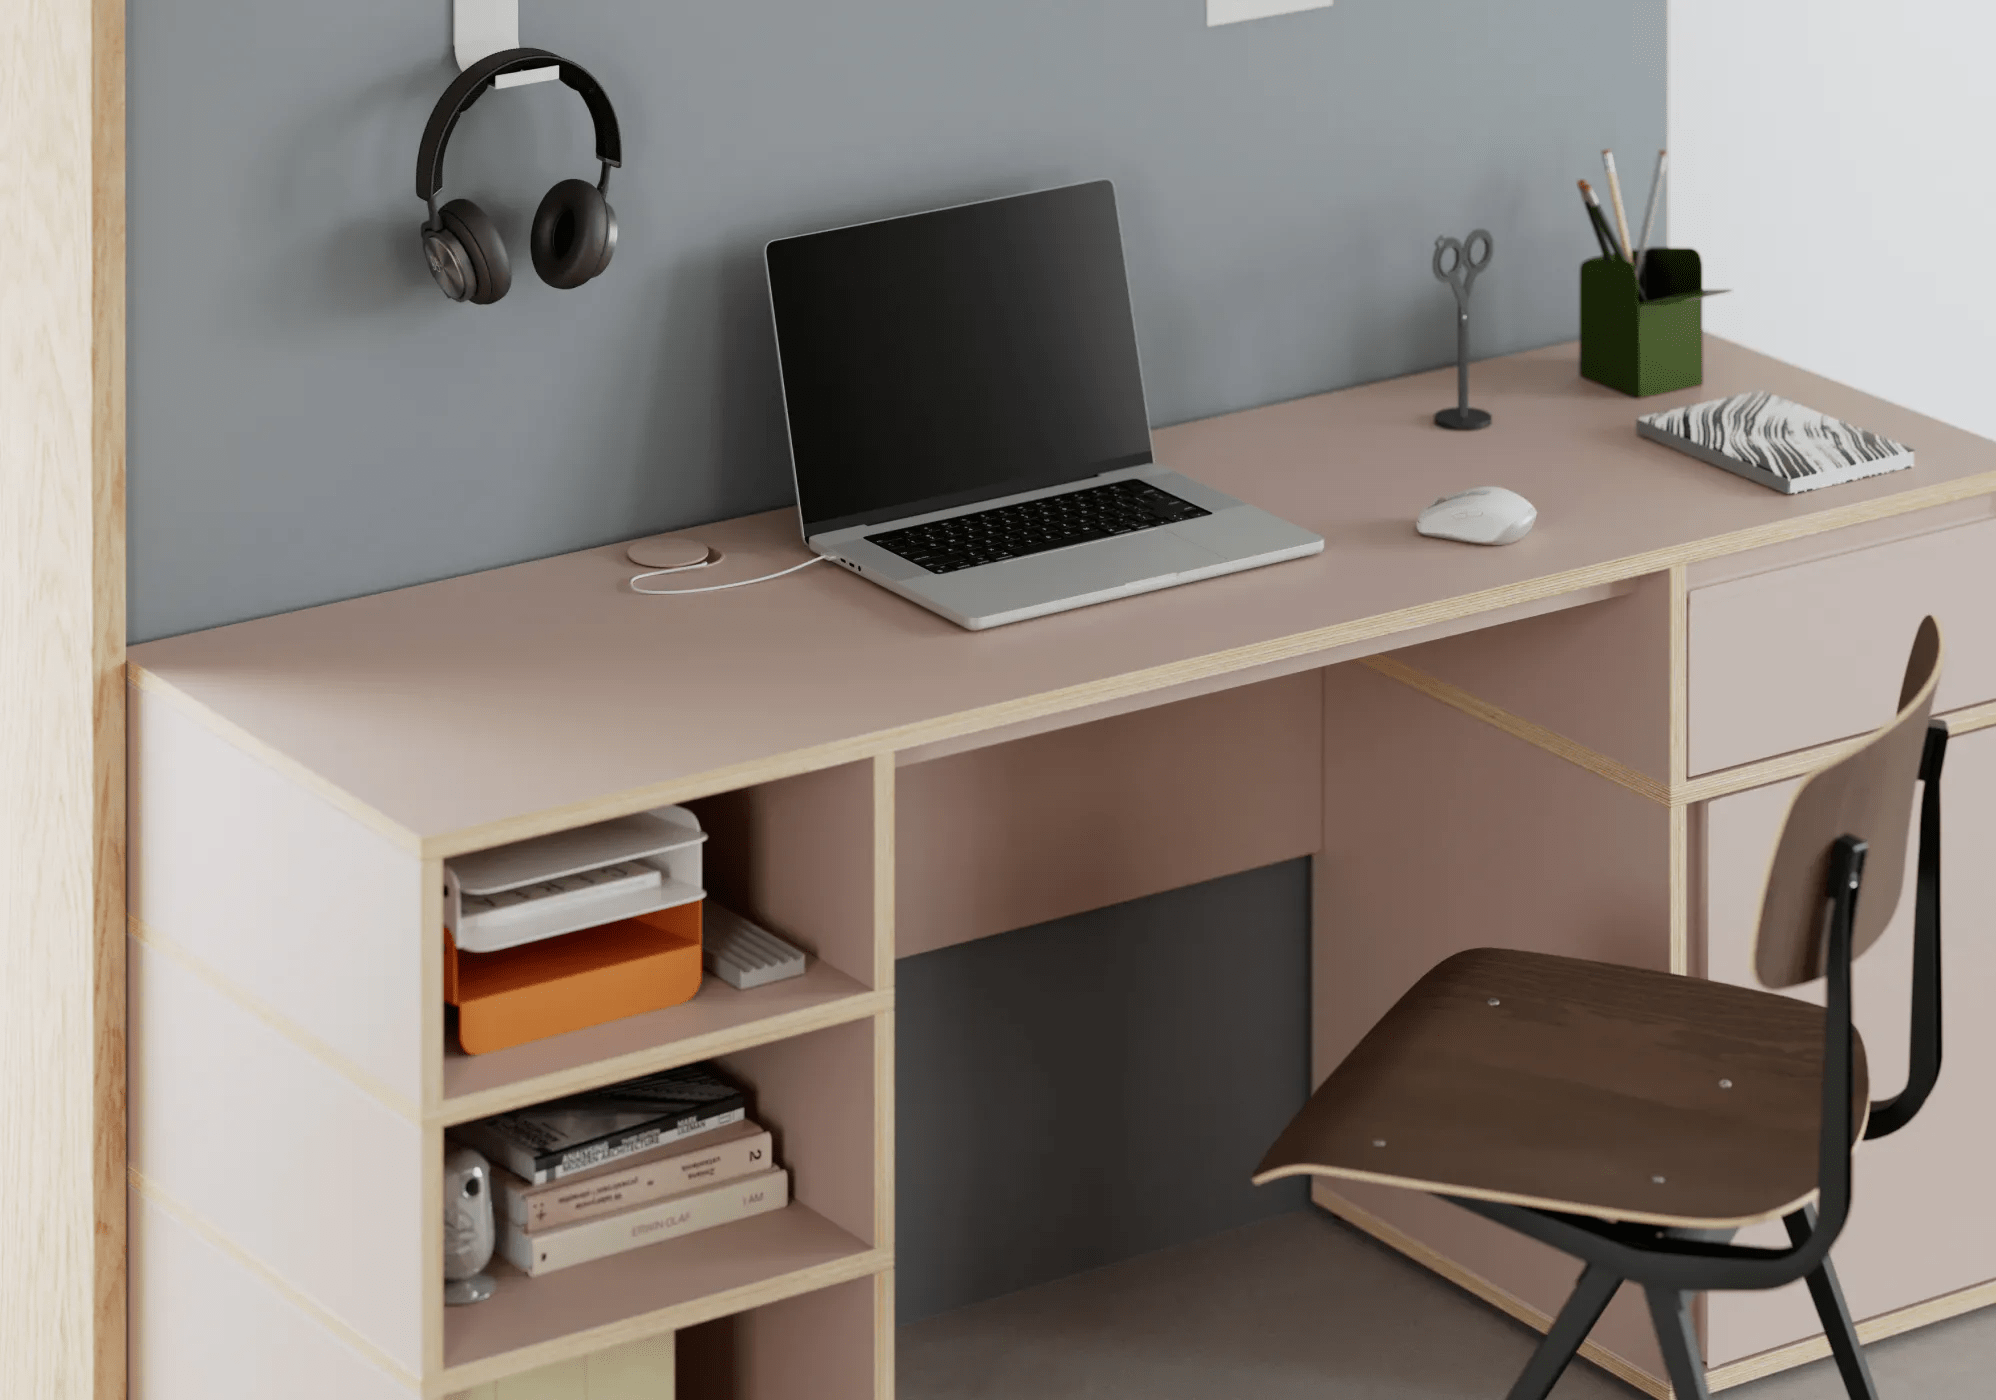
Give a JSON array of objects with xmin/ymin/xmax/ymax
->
[{"xmin": 129, "ymin": 1, "xmax": 1664, "ymax": 640}]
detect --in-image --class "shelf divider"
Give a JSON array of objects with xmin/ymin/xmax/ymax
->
[
  {"xmin": 441, "ymin": 1201, "xmax": 883, "ymax": 1391},
  {"xmin": 440, "ymin": 962, "xmax": 884, "ymax": 1123}
]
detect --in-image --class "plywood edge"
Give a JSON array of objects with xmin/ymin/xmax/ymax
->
[
  {"xmin": 1369, "ymin": 646, "xmax": 1996, "ymax": 814},
  {"xmin": 1362, "ymin": 656, "xmax": 1672, "ymax": 805},
  {"xmin": 1662, "ymin": 470, "xmax": 1996, "ymax": 573},
  {"xmin": 1685, "ymin": 493, "xmax": 1996, "ymax": 591},
  {"xmin": 1707, "ymin": 1275, "xmax": 1996, "ymax": 1391},
  {"xmin": 874, "ymin": 1268, "xmax": 896, "ymax": 1400},
  {"xmin": 129, "ymin": 916, "xmax": 421, "ymax": 1122},
  {"xmin": 873, "ymin": 1008, "xmax": 895, "ymax": 1254},
  {"xmin": 422, "ymin": 857, "xmax": 445, "ymax": 1115},
  {"xmin": 4, "ymin": 1, "xmax": 129, "ymax": 1393},
  {"xmin": 128, "ymin": 667, "xmax": 420, "ymax": 854},
  {"xmin": 434, "ymin": 987, "xmax": 893, "ymax": 1127},
  {"xmin": 429, "ymin": 1245, "xmax": 890, "ymax": 1396},
  {"xmin": 872, "ymin": 753, "xmax": 895, "ymax": 992},
  {"xmin": 870, "ymin": 746, "xmax": 897, "ymax": 1400},
  {"xmin": 1678, "ymin": 695, "xmax": 1996, "ymax": 804},
  {"xmin": 90, "ymin": 0, "xmax": 130, "ymax": 1382},
  {"xmin": 422, "ymin": 1127, "xmax": 445, "ymax": 1381},
  {"xmin": 1668, "ymin": 566, "xmax": 1692, "ymax": 978},
  {"xmin": 91, "ymin": 0, "xmax": 129, "ymax": 1346},
  {"xmin": 129, "ymin": 1167, "xmax": 422, "ymax": 1391},
  {"xmin": 1669, "ymin": 565, "xmax": 1689, "ymax": 789},
  {"xmin": 1275, "ymin": 1162, "xmax": 1809, "ymax": 1233},
  {"xmin": 1312, "ymin": 1184, "xmax": 1668, "ymax": 1399},
  {"xmin": 1669, "ymin": 804, "xmax": 1691, "ymax": 978}
]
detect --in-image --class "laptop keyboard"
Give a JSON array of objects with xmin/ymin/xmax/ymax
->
[{"xmin": 866, "ymin": 479, "xmax": 1212, "ymax": 574}]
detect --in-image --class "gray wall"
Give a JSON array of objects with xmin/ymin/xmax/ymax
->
[
  {"xmin": 129, "ymin": 0, "xmax": 1664, "ymax": 642},
  {"xmin": 896, "ymin": 861, "xmax": 1311, "ymax": 1324}
]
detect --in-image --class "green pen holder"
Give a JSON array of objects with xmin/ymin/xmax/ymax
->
[{"xmin": 1579, "ymin": 249, "xmax": 1704, "ymax": 397}]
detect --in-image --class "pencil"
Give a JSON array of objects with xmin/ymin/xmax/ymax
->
[
  {"xmin": 1633, "ymin": 149, "xmax": 1668, "ymax": 279},
  {"xmin": 1576, "ymin": 180, "xmax": 1618, "ymax": 262},
  {"xmin": 1601, "ymin": 149, "xmax": 1634, "ymax": 263}
]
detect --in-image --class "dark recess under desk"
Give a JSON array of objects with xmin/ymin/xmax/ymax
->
[{"xmin": 894, "ymin": 859, "xmax": 1312, "ymax": 1324}]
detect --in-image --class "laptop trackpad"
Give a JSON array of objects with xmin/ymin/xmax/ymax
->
[{"xmin": 929, "ymin": 530, "xmax": 1223, "ymax": 615}]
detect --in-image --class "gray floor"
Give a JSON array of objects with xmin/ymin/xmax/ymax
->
[{"xmin": 899, "ymin": 1210, "xmax": 1996, "ymax": 1399}]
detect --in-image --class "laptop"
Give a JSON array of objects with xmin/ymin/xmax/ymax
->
[{"xmin": 764, "ymin": 180, "xmax": 1323, "ymax": 631}]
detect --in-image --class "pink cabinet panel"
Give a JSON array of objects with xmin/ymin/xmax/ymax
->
[{"xmin": 1699, "ymin": 728, "xmax": 1996, "ymax": 1367}]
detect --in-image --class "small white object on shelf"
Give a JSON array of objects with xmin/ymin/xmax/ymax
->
[
  {"xmin": 703, "ymin": 906, "xmax": 808, "ymax": 990},
  {"xmin": 455, "ymin": 0, "xmax": 558, "ymax": 87},
  {"xmin": 446, "ymin": 806, "xmax": 707, "ymax": 954}
]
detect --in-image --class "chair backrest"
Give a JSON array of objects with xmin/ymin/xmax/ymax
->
[{"xmin": 1753, "ymin": 617, "xmax": 1943, "ymax": 989}]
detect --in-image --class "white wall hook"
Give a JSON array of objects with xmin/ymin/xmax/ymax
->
[{"xmin": 455, "ymin": 0, "xmax": 558, "ymax": 87}]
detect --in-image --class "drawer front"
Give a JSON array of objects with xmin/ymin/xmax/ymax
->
[
  {"xmin": 1699, "ymin": 731, "xmax": 1996, "ymax": 1366},
  {"xmin": 1689, "ymin": 517, "xmax": 1996, "ymax": 776}
]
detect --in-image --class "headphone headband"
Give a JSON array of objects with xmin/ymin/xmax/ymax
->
[{"xmin": 416, "ymin": 47, "xmax": 622, "ymax": 202}]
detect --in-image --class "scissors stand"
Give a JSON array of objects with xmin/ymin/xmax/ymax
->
[{"xmin": 1432, "ymin": 229, "xmax": 1494, "ymax": 431}]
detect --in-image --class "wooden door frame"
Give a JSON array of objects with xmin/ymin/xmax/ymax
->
[{"xmin": 2, "ymin": 0, "xmax": 128, "ymax": 1396}]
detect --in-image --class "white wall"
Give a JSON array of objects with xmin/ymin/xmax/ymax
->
[{"xmin": 1670, "ymin": 1, "xmax": 1995, "ymax": 438}]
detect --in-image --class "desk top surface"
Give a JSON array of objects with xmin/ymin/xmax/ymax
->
[{"xmin": 131, "ymin": 339, "xmax": 1996, "ymax": 854}]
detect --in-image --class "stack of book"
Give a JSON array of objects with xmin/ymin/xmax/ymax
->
[{"xmin": 451, "ymin": 1062, "xmax": 788, "ymax": 1278}]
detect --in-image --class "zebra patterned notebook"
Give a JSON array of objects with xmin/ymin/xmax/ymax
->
[{"xmin": 1637, "ymin": 392, "xmax": 1913, "ymax": 495}]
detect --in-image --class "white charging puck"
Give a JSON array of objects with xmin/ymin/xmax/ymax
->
[{"xmin": 625, "ymin": 535, "xmax": 716, "ymax": 570}]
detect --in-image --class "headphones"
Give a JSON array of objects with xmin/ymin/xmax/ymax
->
[{"xmin": 416, "ymin": 47, "xmax": 623, "ymax": 304}]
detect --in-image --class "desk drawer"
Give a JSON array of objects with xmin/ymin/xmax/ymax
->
[{"xmin": 1688, "ymin": 516, "xmax": 1996, "ymax": 776}]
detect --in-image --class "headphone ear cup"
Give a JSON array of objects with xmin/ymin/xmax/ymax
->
[
  {"xmin": 595, "ymin": 200, "xmax": 618, "ymax": 281},
  {"xmin": 439, "ymin": 198, "xmax": 511, "ymax": 304},
  {"xmin": 531, "ymin": 179, "xmax": 612, "ymax": 289}
]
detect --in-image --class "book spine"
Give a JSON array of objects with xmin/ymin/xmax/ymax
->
[
  {"xmin": 499, "ymin": 1168, "xmax": 790, "ymax": 1277},
  {"xmin": 534, "ymin": 1104, "xmax": 748, "ymax": 1184},
  {"xmin": 502, "ymin": 1128, "xmax": 774, "ymax": 1233},
  {"xmin": 1635, "ymin": 419, "xmax": 1796, "ymax": 495}
]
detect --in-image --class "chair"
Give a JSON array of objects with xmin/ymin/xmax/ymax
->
[{"xmin": 1255, "ymin": 618, "xmax": 1949, "ymax": 1400}]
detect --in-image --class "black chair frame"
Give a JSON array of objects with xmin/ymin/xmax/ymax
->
[{"xmin": 1445, "ymin": 720, "xmax": 1947, "ymax": 1400}]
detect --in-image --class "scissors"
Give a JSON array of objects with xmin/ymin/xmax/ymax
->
[{"xmin": 1432, "ymin": 229, "xmax": 1494, "ymax": 312}]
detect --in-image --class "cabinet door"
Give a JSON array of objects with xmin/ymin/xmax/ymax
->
[{"xmin": 1700, "ymin": 727, "xmax": 1996, "ymax": 1368}]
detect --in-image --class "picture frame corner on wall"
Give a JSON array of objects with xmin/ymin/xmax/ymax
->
[{"xmin": 1207, "ymin": 0, "xmax": 1336, "ymax": 30}]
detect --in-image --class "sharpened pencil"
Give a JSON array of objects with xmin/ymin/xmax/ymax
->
[
  {"xmin": 1601, "ymin": 149, "xmax": 1634, "ymax": 263},
  {"xmin": 1577, "ymin": 180, "xmax": 1620, "ymax": 263},
  {"xmin": 1634, "ymin": 149, "xmax": 1668, "ymax": 280}
]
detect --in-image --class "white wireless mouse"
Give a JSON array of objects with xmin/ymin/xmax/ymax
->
[{"xmin": 1416, "ymin": 487, "xmax": 1537, "ymax": 546}]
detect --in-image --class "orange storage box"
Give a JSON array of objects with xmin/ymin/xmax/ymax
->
[{"xmin": 446, "ymin": 902, "xmax": 704, "ymax": 1055}]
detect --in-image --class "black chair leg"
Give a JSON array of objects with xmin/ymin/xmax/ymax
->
[
  {"xmin": 1784, "ymin": 1209, "xmax": 1880, "ymax": 1400},
  {"xmin": 1504, "ymin": 1264, "xmax": 1622, "ymax": 1400},
  {"xmin": 1645, "ymin": 1287, "xmax": 1711, "ymax": 1400}
]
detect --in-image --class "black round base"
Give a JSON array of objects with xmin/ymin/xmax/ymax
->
[{"xmin": 1434, "ymin": 407, "xmax": 1493, "ymax": 431}]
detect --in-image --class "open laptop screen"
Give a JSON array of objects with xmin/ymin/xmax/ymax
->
[{"xmin": 767, "ymin": 180, "xmax": 1155, "ymax": 539}]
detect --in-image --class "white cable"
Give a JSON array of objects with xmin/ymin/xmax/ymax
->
[{"xmin": 629, "ymin": 554, "xmax": 828, "ymax": 595}]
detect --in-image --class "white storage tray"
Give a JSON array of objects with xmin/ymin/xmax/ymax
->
[{"xmin": 446, "ymin": 806, "xmax": 707, "ymax": 955}]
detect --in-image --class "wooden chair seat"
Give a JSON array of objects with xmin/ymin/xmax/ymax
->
[{"xmin": 1256, "ymin": 947, "xmax": 1870, "ymax": 1230}]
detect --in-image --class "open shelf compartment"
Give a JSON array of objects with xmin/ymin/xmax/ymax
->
[
  {"xmin": 442, "ymin": 1015, "xmax": 887, "ymax": 1390},
  {"xmin": 678, "ymin": 1273, "xmax": 886, "ymax": 1400},
  {"xmin": 437, "ymin": 759, "xmax": 889, "ymax": 1118}
]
